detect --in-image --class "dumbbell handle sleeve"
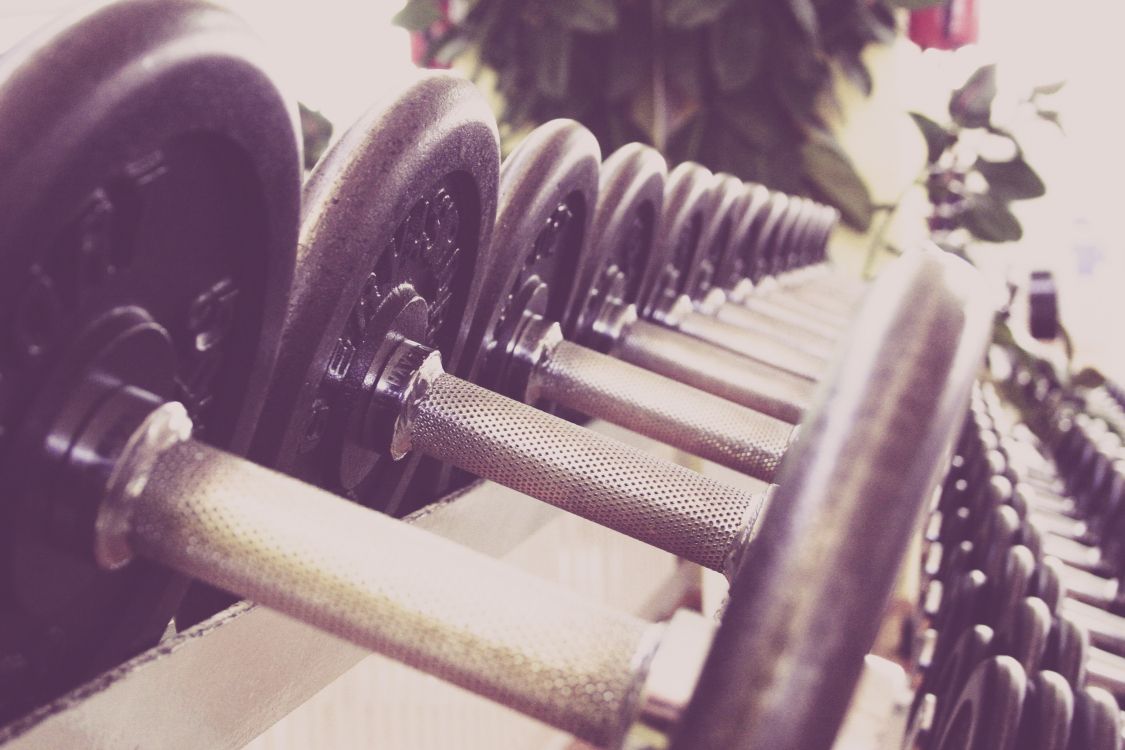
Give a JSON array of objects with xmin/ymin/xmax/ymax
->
[
  {"xmin": 113, "ymin": 425, "xmax": 666, "ymax": 747},
  {"xmin": 708, "ymin": 300, "xmax": 838, "ymax": 356},
  {"xmin": 669, "ymin": 311, "xmax": 825, "ymax": 383},
  {"xmin": 613, "ymin": 319, "xmax": 813, "ymax": 424},
  {"xmin": 402, "ymin": 372, "xmax": 767, "ymax": 575},
  {"xmin": 531, "ymin": 339, "xmax": 794, "ymax": 481}
]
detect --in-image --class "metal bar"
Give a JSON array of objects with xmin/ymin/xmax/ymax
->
[
  {"xmin": 407, "ymin": 372, "xmax": 766, "ymax": 574},
  {"xmin": 671, "ymin": 312, "xmax": 825, "ymax": 382},
  {"xmin": 532, "ymin": 340, "xmax": 794, "ymax": 481},
  {"xmin": 708, "ymin": 302, "xmax": 837, "ymax": 357},
  {"xmin": 127, "ymin": 437, "xmax": 658, "ymax": 747},
  {"xmin": 614, "ymin": 319, "xmax": 813, "ymax": 424}
]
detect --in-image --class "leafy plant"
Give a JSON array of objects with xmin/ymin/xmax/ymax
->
[
  {"xmin": 395, "ymin": 0, "xmax": 941, "ymax": 231},
  {"xmin": 909, "ymin": 64, "xmax": 1057, "ymax": 245}
]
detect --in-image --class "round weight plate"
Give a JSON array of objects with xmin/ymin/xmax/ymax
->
[
  {"xmin": 929, "ymin": 624, "xmax": 996, "ymax": 735},
  {"xmin": 1016, "ymin": 670, "xmax": 1075, "ymax": 750},
  {"xmin": 709, "ymin": 184, "xmax": 770, "ymax": 293},
  {"xmin": 563, "ymin": 143, "xmax": 665, "ymax": 342},
  {"xmin": 934, "ymin": 656, "xmax": 1027, "ymax": 750},
  {"xmin": 1002, "ymin": 597, "xmax": 1052, "ymax": 676},
  {"xmin": 634, "ymin": 162, "xmax": 717, "ymax": 319},
  {"xmin": 680, "ymin": 174, "xmax": 747, "ymax": 304},
  {"xmin": 1046, "ymin": 613, "xmax": 1089, "ymax": 689},
  {"xmin": 670, "ymin": 251, "xmax": 993, "ymax": 750},
  {"xmin": 250, "ymin": 73, "xmax": 498, "ymax": 518},
  {"xmin": 748, "ymin": 193, "xmax": 793, "ymax": 285},
  {"xmin": 1069, "ymin": 686, "xmax": 1122, "ymax": 750},
  {"xmin": 455, "ymin": 119, "xmax": 599, "ymax": 396},
  {"xmin": 0, "ymin": 1, "xmax": 300, "ymax": 719}
]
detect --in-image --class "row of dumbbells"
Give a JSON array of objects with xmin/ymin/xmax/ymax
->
[
  {"xmin": 0, "ymin": 3, "xmax": 991, "ymax": 748},
  {"xmin": 906, "ymin": 370, "xmax": 1125, "ymax": 749}
]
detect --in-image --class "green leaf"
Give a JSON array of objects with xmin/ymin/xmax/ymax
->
[
  {"xmin": 975, "ymin": 156, "xmax": 1046, "ymax": 201},
  {"xmin": 1036, "ymin": 108, "xmax": 1064, "ymax": 132},
  {"xmin": 664, "ymin": 0, "xmax": 737, "ymax": 29},
  {"xmin": 546, "ymin": 0, "xmax": 619, "ymax": 33},
  {"xmin": 884, "ymin": 0, "xmax": 944, "ymax": 8},
  {"xmin": 298, "ymin": 103, "xmax": 333, "ymax": 171},
  {"xmin": 392, "ymin": 0, "xmax": 443, "ymax": 31},
  {"xmin": 908, "ymin": 112, "xmax": 954, "ymax": 164},
  {"xmin": 838, "ymin": 51, "xmax": 873, "ymax": 95},
  {"xmin": 800, "ymin": 131, "xmax": 874, "ymax": 230},
  {"xmin": 1031, "ymin": 80, "xmax": 1066, "ymax": 97},
  {"xmin": 962, "ymin": 195, "xmax": 1023, "ymax": 242},
  {"xmin": 708, "ymin": 6, "xmax": 765, "ymax": 92},
  {"xmin": 949, "ymin": 64, "xmax": 997, "ymax": 129}
]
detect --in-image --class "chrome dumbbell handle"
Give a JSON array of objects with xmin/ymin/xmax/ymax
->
[
  {"xmin": 399, "ymin": 361, "xmax": 768, "ymax": 576},
  {"xmin": 611, "ymin": 318, "xmax": 814, "ymax": 424},
  {"xmin": 699, "ymin": 296, "xmax": 838, "ymax": 359},
  {"xmin": 526, "ymin": 328, "xmax": 794, "ymax": 480},
  {"xmin": 99, "ymin": 403, "xmax": 712, "ymax": 748},
  {"xmin": 664, "ymin": 305, "xmax": 826, "ymax": 382}
]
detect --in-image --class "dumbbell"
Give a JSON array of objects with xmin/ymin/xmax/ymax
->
[
  {"xmin": 0, "ymin": 5, "xmax": 989, "ymax": 746},
  {"xmin": 553, "ymin": 147, "xmax": 835, "ymax": 400}
]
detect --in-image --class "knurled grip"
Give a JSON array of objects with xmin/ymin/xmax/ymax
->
[
  {"xmin": 407, "ymin": 373, "xmax": 767, "ymax": 573},
  {"xmin": 708, "ymin": 303, "xmax": 836, "ymax": 361},
  {"xmin": 672, "ymin": 312, "xmax": 825, "ymax": 383},
  {"xmin": 614, "ymin": 320, "xmax": 813, "ymax": 425},
  {"xmin": 532, "ymin": 340, "xmax": 793, "ymax": 482},
  {"xmin": 127, "ymin": 438, "xmax": 656, "ymax": 747}
]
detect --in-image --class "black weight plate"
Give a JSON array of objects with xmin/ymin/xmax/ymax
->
[
  {"xmin": 250, "ymin": 73, "xmax": 498, "ymax": 518},
  {"xmin": 745, "ymin": 192, "xmax": 791, "ymax": 285},
  {"xmin": 1000, "ymin": 596, "xmax": 1052, "ymax": 675},
  {"xmin": 680, "ymin": 174, "xmax": 746, "ymax": 304},
  {"xmin": 934, "ymin": 656, "xmax": 1027, "ymax": 750},
  {"xmin": 635, "ymin": 162, "xmax": 717, "ymax": 319},
  {"xmin": 1046, "ymin": 613, "xmax": 1090, "ymax": 690},
  {"xmin": 710, "ymin": 183, "xmax": 771, "ymax": 293},
  {"xmin": 1017, "ymin": 670, "xmax": 1075, "ymax": 750},
  {"xmin": 563, "ymin": 143, "xmax": 665, "ymax": 342},
  {"xmin": 1069, "ymin": 686, "xmax": 1123, "ymax": 750},
  {"xmin": 455, "ymin": 119, "xmax": 599, "ymax": 396},
  {"xmin": 0, "ymin": 0, "xmax": 300, "ymax": 720},
  {"xmin": 766, "ymin": 198, "xmax": 804, "ymax": 276},
  {"xmin": 929, "ymin": 624, "xmax": 996, "ymax": 736}
]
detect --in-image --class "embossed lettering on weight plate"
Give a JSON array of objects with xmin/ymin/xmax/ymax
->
[
  {"xmin": 2, "ymin": 154, "xmax": 164, "ymax": 448},
  {"xmin": 494, "ymin": 201, "xmax": 574, "ymax": 341},
  {"xmin": 301, "ymin": 184, "xmax": 463, "ymax": 454}
]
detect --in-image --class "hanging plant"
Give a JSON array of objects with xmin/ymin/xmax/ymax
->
[
  {"xmin": 910, "ymin": 64, "xmax": 1058, "ymax": 245},
  {"xmin": 395, "ymin": 0, "xmax": 941, "ymax": 231}
]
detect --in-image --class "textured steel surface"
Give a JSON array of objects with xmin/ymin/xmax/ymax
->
[
  {"xmin": 615, "ymin": 320, "xmax": 813, "ymax": 424},
  {"xmin": 533, "ymin": 340, "xmax": 792, "ymax": 481},
  {"xmin": 709, "ymin": 302, "xmax": 837, "ymax": 360},
  {"xmin": 127, "ymin": 438, "xmax": 654, "ymax": 747},
  {"xmin": 746, "ymin": 290, "xmax": 853, "ymax": 331},
  {"xmin": 409, "ymin": 373, "xmax": 766, "ymax": 571},
  {"xmin": 673, "ymin": 312, "xmax": 825, "ymax": 382},
  {"xmin": 671, "ymin": 250, "xmax": 995, "ymax": 750}
]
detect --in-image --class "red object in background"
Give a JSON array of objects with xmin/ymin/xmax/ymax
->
[
  {"xmin": 410, "ymin": 0, "xmax": 452, "ymax": 69},
  {"xmin": 909, "ymin": 0, "xmax": 979, "ymax": 51}
]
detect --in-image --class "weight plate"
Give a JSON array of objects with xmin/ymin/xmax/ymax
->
[
  {"xmin": 929, "ymin": 625, "xmax": 996, "ymax": 736},
  {"xmin": 0, "ymin": 0, "xmax": 300, "ymax": 720},
  {"xmin": 670, "ymin": 251, "xmax": 992, "ymax": 750},
  {"xmin": 250, "ymin": 73, "xmax": 499, "ymax": 517},
  {"xmin": 1016, "ymin": 670, "xmax": 1074, "ymax": 750},
  {"xmin": 635, "ymin": 162, "xmax": 717, "ymax": 319},
  {"xmin": 746, "ymin": 192, "xmax": 792, "ymax": 285},
  {"xmin": 563, "ymin": 143, "xmax": 665, "ymax": 342},
  {"xmin": 1046, "ymin": 613, "xmax": 1090, "ymax": 690},
  {"xmin": 710, "ymin": 184, "xmax": 770, "ymax": 293},
  {"xmin": 680, "ymin": 175, "xmax": 747, "ymax": 304},
  {"xmin": 455, "ymin": 119, "xmax": 599, "ymax": 396},
  {"xmin": 933, "ymin": 656, "xmax": 1027, "ymax": 750},
  {"xmin": 1069, "ymin": 686, "xmax": 1123, "ymax": 750}
]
